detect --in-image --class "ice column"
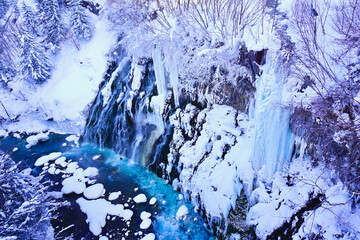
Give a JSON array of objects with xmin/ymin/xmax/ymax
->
[{"xmin": 251, "ymin": 52, "xmax": 295, "ymax": 181}]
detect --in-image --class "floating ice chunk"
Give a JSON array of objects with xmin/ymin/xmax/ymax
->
[
  {"xmin": 99, "ymin": 236, "xmax": 108, "ymax": 240},
  {"xmin": 140, "ymin": 211, "xmax": 151, "ymax": 220},
  {"xmin": 12, "ymin": 147, "xmax": 18, "ymax": 152},
  {"xmin": 140, "ymin": 233, "xmax": 155, "ymax": 240},
  {"xmin": 84, "ymin": 183, "xmax": 105, "ymax": 200},
  {"xmin": 66, "ymin": 162, "xmax": 79, "ymax": 173},
  {"xmin": 84, "ymin": 167, "xmax": 99, "ymax": 178},
  {"xmin": 176, "ymin": 205, "xmax": 189, "ymax": 220},
  {"xmin": 133, "ymin": 194, "xmax": 147, "ymax": 203},
  {"xmin": 34, "ymin": 152, "xmax": 62, "ymax": 166},
  {"xmin": 92, "ymin": 154, "xmax": 102, "ymax": 160},
  {"xmin": 48, "ymin": 167, "xmax": 56, "ymax": 175},
  {"xmin": 149, "ymin": 197, "xmax": 157, "ymax": 205},
  {"xmin": 26, "ymin": 133, "xmax": 49, "ymax": 148},
  {"xmin": 55, "ymin": 169, "xmax": 61, "ymax": 175},
  {"xmin": 61, "ymin": 176, "xmax": 86, "ymax": 194},
  {"xmin": 140, "ymin": 218, "xmax": 151, "ymax": 229},
  {"xmin": 108, "ymin": 191, "xmax": 121, "ymax": 201}
]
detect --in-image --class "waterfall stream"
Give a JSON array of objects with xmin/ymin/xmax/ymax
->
[{"xmin": 83, "ymin": 54, "xmax": 165, "ymax": 166}]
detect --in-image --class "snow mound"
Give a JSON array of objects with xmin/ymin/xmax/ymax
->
[
  {"xmin": 26, "ymin": 132, "xmax": 49, "ymax": 148},
  {"xmin": 108, "ymin": 191, "xmax": 121, "ymax": 201},
  {"xmin": 83, "ymin": 183, "xmax": 105, "ymax": 200},
  {"xmin": 133, "ymin": 194, "xmax": 147, "ymax": 203},
  {"xmin": 65, "ymin": 135, "xmax": 79, "ymax": 143},
  {"xmin": 34, "ymin": 152, "xmax": 62, "ymax": 166},
  {"xmin": 149, "ymin": 197, "xmax": 157, "ymax": 205},
  {"xmin": 140, "ymin": 211, "xmax": 151, "ymax": 220},
  {"xmin": 140, "ymin": 233, "xmax": 155, "ymax": 240},
  {"xmin": 61, "ymin": 176, "xmax": 86, "ymax": 195},
  {"xmin": 65, "ymin": 162, "xmax": 79, "ymax": 173},
  {"xmin": 84, "ymin": 167, "xmax": 99, "ymax": 178},
  {"xmin": 176, "ymin": 205, "xmax": 189, "ymax": 220},
  {"xmin": 76, "ymin": 197, "xmax": 134, "ymax": 236},
  {"xmin": 55, "ymin": 156, "xmax": 67, "ymax": 165},
  {"xmin": 140, "ymin": 218, "xmax": 152, "ymax": 229}
]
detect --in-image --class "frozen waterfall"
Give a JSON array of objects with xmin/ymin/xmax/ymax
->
[{"xmin": 251, "ymin": 51, "xmax": 295, "ymax": 182}]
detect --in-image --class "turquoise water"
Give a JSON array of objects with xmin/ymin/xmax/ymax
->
[{"xmin": 0, "ymin": 133, "xmax": 214, "ymax": 240}]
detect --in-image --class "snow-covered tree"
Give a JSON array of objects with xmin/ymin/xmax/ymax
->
[
  {"xmin": 20, "ymin": 31, "xmax": 52, "ymax": 83},
  {"xmin": 69, "ymin": 0, "xmax": 93, "ymax": 40},
  {"xmin": 0, "ymin": 0, "xmax": 8, "ymax": 19},
  {"xmin": 39, "ymin": 0, "xmax": 64, "ymax": 47},
  {"xmin": 291, "ymin": 0, "xmax": 360, "ymax": 193},
  {"xmin": 0, "ymin": 153, "xmax": 67, "ymax": 239},
  {"xmin": 0, "ymin": 59, "xmax": 15, "ymax": 83},
  {"xmin": 21, "ymin": 4, "xmax": 39, "ymax": 35}
]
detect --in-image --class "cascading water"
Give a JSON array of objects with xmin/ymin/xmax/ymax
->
[
  {"xmin": 251, "ymin": 51, "xmax": 295, "ymax": 181},
  {"xmin": 83, "ymin": 54, "xmax": 164, "ymax": 165}
]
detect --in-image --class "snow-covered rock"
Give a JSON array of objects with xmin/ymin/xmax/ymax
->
[
  {"xmin": 176, "ymin": 205, "xmax": 188, "ymax": 220},
  {"xmin": 108, "ymin": 191, "xmax": 121, "ymax": 201},
  {"xmin": 34, "ymin": 152, "xmax": 62, "ymax": 166},
  {"xmin": 76, "ymin": 197, "xmax": 134, "ymax": 236},
  {"xmin": 140, "ymin": 233, "xmax": 155, "ymax": 240},
  {"xmin": 140, "ymin": 211, "xmax": 151, "ymax": 220},
  {"xmin": 65, "ymin": 162, "xmax": 79, "ymax": 173},
  {"xmin": 25, "ymin": 133, "xmax": 49, "ymax": 148},
  {"xmin": 133, "ymin": 194, "xmax": 147, "ymax": 203},
  {"xmin": 140, "ymin": 218, "xmax": 151, "ymax": 229},
  {"xmin": 84, "ymin": 167, "xmax": 99, "ymax": 178},
  {"xmin": 61, "ymin": 176, "xmax": 86, "ymax": 195},
  {"xmin": 149, "ymin": 197, "xmax": 157, "ymax": 205},
  {"xmin": 83, "ymin": 183, "xmax": 105, "ymax": 200}
]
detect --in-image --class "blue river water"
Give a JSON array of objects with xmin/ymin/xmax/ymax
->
[{"xmin": 0, "ymin": 133, "xmax": 214, "ymax": 240}]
